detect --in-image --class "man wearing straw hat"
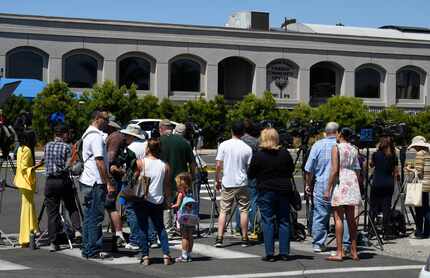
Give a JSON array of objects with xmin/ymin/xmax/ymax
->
[{"xmin": 407, "ymin": 136, "xmax": 430, "ymax": 239}]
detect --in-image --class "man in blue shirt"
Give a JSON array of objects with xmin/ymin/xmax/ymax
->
[{"xmin": 305, "ymin": 122, "xmax": 350, "ymax": 252}]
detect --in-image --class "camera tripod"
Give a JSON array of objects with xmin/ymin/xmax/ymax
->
[
  {"xmin": 35, "ymin": 175, "xmax": 83, "ymax": 249},
  {"xmin": 0, "ymin": 154, "xmax": 17, "ymax": 247},
  {"xmin": 194, "ymin": 148, "xmax": 219, "ymax": 237}
]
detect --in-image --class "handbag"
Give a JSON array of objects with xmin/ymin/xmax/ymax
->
[
  {"xmin": 405, "ymin": 172, "xmax": 422, "ymax": 207},
  {"xmin": 122, "ymin": 159, "xmax": 151, "ymax": 201},
  {"xmin": 289, "ymin": 178, "xmax": 302, "ymax": 211}
]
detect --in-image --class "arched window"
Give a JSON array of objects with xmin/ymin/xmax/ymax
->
[
  {"xmin": 396, "ymin": 68, "xmax": 422, "ymax": 100},
  {"xmin": 6, "ymin": 47, "xmax": 47, "ymax": 81},
  {"xmin": 355, "ymin": 67, "xmax": 382, "ymax": 98},
  {"xmin": 119, "ymin": 56, "xmax": 151, "ymax": 90},
  {"xmin": 170, "ymin": 59, "xmax": 201, "ymax": 92},
  {"xmin": 63, "ymin": 50, "xmax": 102, "ymax": 88},
  {"xmin": 218, "ymin": 57, "xmax": 255, "ymax": 101},
  {"xmin": 310, "ymin": 61, "xmax": 344, "ymax": 107}
]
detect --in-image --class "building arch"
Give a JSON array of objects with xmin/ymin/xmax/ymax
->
[
  {"xmin": 396, "ymin": 65, "xmax": 426, "ymax": 100},
  {"xmin": 309, "ymin": 61, "xmax": 344, "ymax": 107},
  {"xmin": 62, "ymin": 49, "xmax": 103, "ymax": 88},
  {"xmin": 266, "ymin": 58, "xmax": 299, "ymax": 99},
  {"xmin": 168, "ymin": 54, "xmax": 206, "ymax": 95},
  {"xmin": 355, "ymin": 63, "xmax": 386, "ymax": 99},
  {"xmin": 218, "ymin": 56, "xmax": 255, "ymax": 101},
  {"xmin": 6, "ymin": 46, "xmax": 49, "ymax": 81},
  {"xmin": 117, "ymin": 51, "xmax": 156, "ymax": 91}
]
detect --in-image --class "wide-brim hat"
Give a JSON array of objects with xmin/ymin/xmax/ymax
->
[
  {"xmin": 408, "ymin": 135, "xmax": 430, "ymax": 150},
  {"xmin": 108, "ymin": 120, "xmax": 121, "ymax": 130},
  {"xmin": 120, "ymin": 124, "xmax": 146, "ymax": 140},
  {"xmin": 174, "ymin": 123, "xmax": 186, "ymax": 135}
]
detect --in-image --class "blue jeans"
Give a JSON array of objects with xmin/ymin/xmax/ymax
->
[
  {"xmin": 234, "ymin": 180, "xmax": 258, "ymax": 232},
  {"xmin": 126, "ymin": 203, "xmax": 157, "ymax": 246},
  {"xmin": 312, "ymin": 196, "xmax": 350, "ymax": 248},
  {"xmin": 80, "ymin": 183, "xmax": 106, "ymax": 258},
  {"xmin": 415, "ymin": 192, "xmax": 430, "ymax": 236},
  {"xmin": 258, "ymin": 190, "xmax": 290, "ymax": 257},
  {"xmin": 131, "ymin": 201, "xmax": 169, "ymax": 257}
]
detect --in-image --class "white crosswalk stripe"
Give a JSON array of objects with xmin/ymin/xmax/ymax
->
[
  {"xmin": 0, "ymin": 259, "xmax": 30, "ymax": 271},
  {"xmin": 40, "ymin": 240, "xmax": 258, "ymax": 265}
]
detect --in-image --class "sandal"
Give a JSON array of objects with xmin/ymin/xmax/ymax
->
[
  {"xmin": 140, "ymin": 256, "xmax": 150, "ymax": 266},
  {"xmin": 351, "ymin": 254, "xmax": 360, "ymax": 261},
  {"xmin": 163, "ymin": 255, "xmax": 172, "ymax": 265},
  {"xmin": 326, "ymin": 255, "xmax": 343, "ymax": 262}
]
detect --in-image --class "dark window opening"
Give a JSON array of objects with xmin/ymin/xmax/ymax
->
[
  {"xmin": 64, "ymin": 54, "xmax": 98, "ymax": 88},
  {"xmin": 7, "ymin": 51, "xmax": 44, "ymax": 80},
  {"xmin": 119, "ymin": 57, "xmax": 151, "ymax": 90},
  {"xmin": 170, "ymin": 59, "xmax": 201, "ymax": 92},
  {"xmin": 396, "ymin": 70, "xmax": 420, "ymax": 100},
  {"xmin": 355, "ymin": 68, "xmax": 381, "ymax": 98}
]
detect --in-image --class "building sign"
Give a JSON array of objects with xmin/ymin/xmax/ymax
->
[{"xmin": 267, "ymin": 61, "xmax": 292, "ymax": 99}]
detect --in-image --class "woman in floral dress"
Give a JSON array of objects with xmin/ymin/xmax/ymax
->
[{"xmin": 324, "ymin": 127, "xmax": 361, "ymax": 261}]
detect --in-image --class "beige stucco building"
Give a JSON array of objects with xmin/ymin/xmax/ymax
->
[{"xmin": 0, "ymin": 12, "xmax": 429, "ymax": 111}]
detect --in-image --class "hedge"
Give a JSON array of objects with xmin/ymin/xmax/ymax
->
[{"xmin": 4, "ymin": 80, "xmax": 430, "ymax": 147}]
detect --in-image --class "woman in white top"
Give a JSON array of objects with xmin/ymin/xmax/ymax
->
[{"xmin": 132, "ymin": 138, "xmax": 172, "ymax": 266}]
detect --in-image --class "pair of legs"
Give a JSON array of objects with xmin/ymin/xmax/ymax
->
[
  {"xmin": 329, "ymin": 205, "xmax": 358, "ymax": 261},
  {"xmin": 312, "ymin": 197, "xmax": 350, "ymax": 250},
  {"xmin": 415, "ymin": 192, "xmax": 430, "ymax": 237},
  {"xmin": 45, "ymin": 176, "xmax": 81, "ymax": 245},
  {"xmin": 177, "ymin": 226, "xmax": 194, "ymax": 262},
  {"xmin": 217, "ymin": 187, "xmax": 250, "ymax": 242},
  {"xmin": 80, "ymin": 183, "xmax": 106, "ymax": 258},
  {"xmin": 369, "ymin": 191, "xmax": 393, "ymax": 236},
  {"xmin": 234, "ymin": 179, "xmax": 258, "ymax": 233},
  {"xmin": 132, "ymin": 200, "xmax": 170, "ymax": 263},
  {"xmin": 257, "ymin": 190, "xmax": 290, "ymax": 258}
]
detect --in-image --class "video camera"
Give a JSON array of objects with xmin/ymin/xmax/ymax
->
[
  {"xmin": 359, "ymin": 119, "xmax": 408, "ymax": 147},
  {"xmin": 286, "ymin": 119, "xmax": 324, "ymax": 146}
]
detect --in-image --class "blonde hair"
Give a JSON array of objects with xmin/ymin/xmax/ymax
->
[
  {"xmin": 259, "ymin": 128, "xmax": 281, "ymax": 150},
  {"xmin": 175, "ymin": 172, "xmax": 192, "ymax": 192}
]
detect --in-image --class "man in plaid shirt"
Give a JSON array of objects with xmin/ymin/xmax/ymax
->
[{"xmin": 43, "ymin": 125, "xmax": 81, "ymax": 251}]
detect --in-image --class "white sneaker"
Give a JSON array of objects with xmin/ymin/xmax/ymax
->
[
  {"xmin": 313, "ymin": 245, "xmax": 327, "ymax": 253},
  {"xmin": 125, "ymin": 243, "xmax": 140, "ymax": 250}
]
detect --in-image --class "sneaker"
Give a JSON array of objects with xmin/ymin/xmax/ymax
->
[
  {"xmin": 150, "ymin": 242, "xmax": 160, "ymax": 249},
  {"xmin": 261, "ymin": 255, "xmax": 276, "ymax": 262},
  {"xmin": 214, "ymin": 237, "xmax": 223, "ymax": 248},
  {"xmin": 125, "ymin": 243, "xmax": 140, "ymax": 250},
  {"xmin": 116, "ymin": 236, "xmax": 126, "ymax": 247},
  {"xmin": 87, "ymin": 252, "xmax": 113, "ymax": 260},
  {"xmin": 313, "ymin": 245, "xmax": 327, "ymax": 253},
  {"xmin": 241, "ymin": 237, "xmax": 249, "ymax": 247},
  {"xmin": 175, "ymin": 255, "xmax": 191, "ymax": 263},
  {"xmin": 49, "ymin": 243, "xmax": 60, "ymax": 252}
]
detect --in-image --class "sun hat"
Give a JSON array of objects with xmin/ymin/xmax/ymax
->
[
  {"xmin": 408, "ymin": 135, "xmax": 430, "ymax": 150},
  {"xmin": 174, "ymin": 123, "xmax": 186, "ymax": 135},
  {"xmin": 120, "ymin": 124, "xmax": 146, "ymax": 140},
  {"xmin": 107, "ymin": 115, "xmax": 121, "ymax": 130}
]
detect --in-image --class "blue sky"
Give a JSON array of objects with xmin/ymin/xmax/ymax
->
[{"xmin": 1, "ymin": 0, "xmax": 429, "ymax": 28}]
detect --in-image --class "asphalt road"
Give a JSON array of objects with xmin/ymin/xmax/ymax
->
[{"xmin": 0, "ymin": 154, "xmax": 425, "ymax": 278}]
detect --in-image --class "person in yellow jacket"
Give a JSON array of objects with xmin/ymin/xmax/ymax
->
[{"xmin": 14, "ymin": 132, "xmax": 43, "ymax": 247}]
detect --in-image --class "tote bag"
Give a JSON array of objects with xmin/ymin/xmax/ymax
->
[{"xmin": 405, "ymin": 174, "xmax": 422, "ymax": 207}]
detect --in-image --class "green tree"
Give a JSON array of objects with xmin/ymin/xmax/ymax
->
[
  {"xmin": 82, "ymin": 81, "xmax": 139, "ymax": 126},
  {"xmin": 133, "ymin": 95, "xmax": 160, "ymax": 119},
  {"xmin": 32, "ymin": 80, "xmax": 84, "ymax": 142},
  {"xmin": 313, "ymin": 96, "xmax": 373, "ymax": 130},
  {"xmin": 227, "ymin": 92, "xmax": 280, "ymax": 125},
  {"xmin": 0, "ymin": 95, "xmax": 32, "ymax": 125},
  {"xmin": 158, "ymin": 98, "xmax": 177, "ymax": 120}
]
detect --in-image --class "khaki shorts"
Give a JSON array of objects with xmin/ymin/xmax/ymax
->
[{"xmin": 220, "ymin": 186, "xmax": 250, "ymax": 214}]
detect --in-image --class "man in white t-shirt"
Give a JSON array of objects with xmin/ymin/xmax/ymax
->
[
  {"xmin": 79, "ymin": 110, "xmax": 114, "ymax": 260},
  {"xmin": 215, "ymin": 121, "xmax": 252, "ymax": 248}
]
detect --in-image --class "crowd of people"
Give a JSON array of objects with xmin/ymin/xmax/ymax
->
[{"xmin": 8, "ymin": 109, "xmax": 430, "ymax": 265}]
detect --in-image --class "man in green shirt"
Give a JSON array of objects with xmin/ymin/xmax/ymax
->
[{"xmin": 159, "ymin": 119, "xmax": 196, "ymax": 233}]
